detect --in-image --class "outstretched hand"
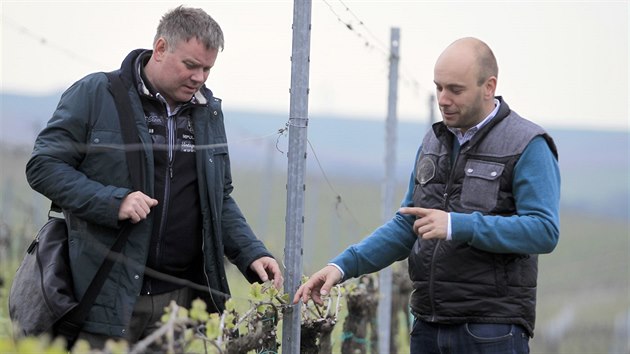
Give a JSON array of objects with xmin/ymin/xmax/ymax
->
[
  {"xmin": 292, "ymin": 265, "xmax": 342, "ymax": 306},
  {"xmin": 250, "ymin": 256, "xmax": 284, "ymax": 290}
]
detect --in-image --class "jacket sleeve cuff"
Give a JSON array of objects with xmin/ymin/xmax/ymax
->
[
  {"xmin": 450, "ymin": 212, "xmax": 475, "ymax": 243},
  {"xmin": 327, "ymin": 263, "xmax": 345, "ymax": 280},
  {"xmin": 329, "ymin": 251, "xmax": 355, "ymax": 282},
  {"xmin": 242, "ymin": 252, "xmax": 275, "ymax": 283},
  {"xmin": 107, "ymin": 188, "xmax": 132, "ymax": 228}
]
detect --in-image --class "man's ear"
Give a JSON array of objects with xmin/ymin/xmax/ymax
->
[
  {"xmin": 484, "ymin": 76, "xmax": 497, "ymax": 99},
  {"xmin": 153, "ymin": 37, "xmax": 168, "ymax": 61}
]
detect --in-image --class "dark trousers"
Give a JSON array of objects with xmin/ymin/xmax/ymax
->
[
  {"xmin": 410, "ymin": 318, "xmax": 530, "ymax": 354},
  {"xmin": 75, "ymin": 287, "xmax": 192, "ymax": 350}
]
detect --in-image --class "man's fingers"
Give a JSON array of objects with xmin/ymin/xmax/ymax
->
[
  {"xmin": 266, "ymin": 262, "xmax": 284, "ymax": 289},
  {"xmin": 319, "ymin": 279, "xmax": 335, "ymax": 297},
  {"xmin": 318, "ymin": 266, "xmax": 342, "ymax": 300},
  {"xmin": 414, "ymin": 218, "xmax": 428, "ymax": 234},
  {"xmin": 119, "ymin": 192, "xmax": 158, "ymax": 221},
  {"xmin": 292, "ymin": 287, "xmax": 302, "ymax": 304},
  {"xmin": 267, "ymin": 266, "xmax": 284, "ymax": 289},
  {"xmin": 293, "ymin": 278, "xmax": 323, "ymax": 305},
  {"xmin": 257, "ymin": 267, "xmax": 269, "ymax": 282},
  {"xmin": 273, "ymin": 274, "xmax": 283, "ymax": 290},
  {"xmin": 128, "ymin": 205, "xmax": 147, "ymax": 223},
  {"xmin": 303, "ymin": 283, "xmax": 326, "ymax": 306},
  {"xmin": 415, "ymin": 223, "xmax": 430, "ymax": 238},
  {"xmin": 250, "ymin": 260, "xmax": 269, "ymax": 282},
  {"xmin": 250, "ymin": 257, "xmax": 284, "ymax": 290},
  {"xmin": 292, "ymin": 283, "xmax": 313, "ymax": 304},
  {"xmin": 311, "ymin": 291, "xmax": 324, "ymax": 306},
  {"xmin": 301, "ymin": 286, "xmax": 314, "ymax": 304},
  {"xmin": 292, "ymin": 266, "xmax": 342, "ymax": 305},
  {"xmin": 146, "ymin": 196, "xmax": 159, "ymax": 207},
  {"xmin": 399, "ymin": 207, "xmax": 427, "ymax": 217},
  {"xmin": 130, "ymin": 212, "xmax": 141, "ymax": 224}
]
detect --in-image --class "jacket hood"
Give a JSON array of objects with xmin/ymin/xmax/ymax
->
[{"xmin": 119, "ymin": 49, "xmax": 147, "ymax": 84}]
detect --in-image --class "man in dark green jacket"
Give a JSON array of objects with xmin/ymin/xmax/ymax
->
[{"xmin": 26, "ymin": 6, "xmax": 283, "ymax": 348}]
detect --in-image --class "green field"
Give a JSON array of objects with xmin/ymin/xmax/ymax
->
[{"xmin": 1, "ymin": 145, "xmax": 628, "ymax": 353}]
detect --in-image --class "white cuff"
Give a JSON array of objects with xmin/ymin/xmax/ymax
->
[
  {"xmin": 327, "ymin": 263, "xmax": 345, "ymax": 280},
  {"xmin": 446, "ymin": 213, "xmax": 452, "ymax": 241}
]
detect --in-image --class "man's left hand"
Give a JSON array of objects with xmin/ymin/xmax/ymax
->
[
  {"xmin": 399, "ymin": 207, "xmax": 449, "ymax": 240},
  {"xmin": 250, "ymin": 256, "xmax": 284, "ymax": 289}
]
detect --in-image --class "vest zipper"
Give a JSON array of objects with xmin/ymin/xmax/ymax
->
[
  {"xmin": 430, "ymin": 144, "xmax": 460, "ymax": 319},
  {"xmin": 442, "ymin": 143, "xmax": 460, "ymax": 210}
]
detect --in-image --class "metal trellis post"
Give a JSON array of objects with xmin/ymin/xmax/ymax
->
[
  {"xmin": 282, "ymin": 1, "xmax": 313, "ymax": 353},
  {"xmin": 378, "ymin": 27, "xmax": 400, "ymax": 354}
]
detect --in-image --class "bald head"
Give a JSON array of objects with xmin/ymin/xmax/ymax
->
[
  {"xmin": 433, "ymin": 37, "xmax": 499, "ymax": 131},
  {"xmin": 438, "ymin": 37, "xmax": 498, "ymax": 86}
]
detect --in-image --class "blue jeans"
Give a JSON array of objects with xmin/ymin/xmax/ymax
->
[{"xmin": 410, "ymin": 318, "xmax": 530, "ymax": 354}]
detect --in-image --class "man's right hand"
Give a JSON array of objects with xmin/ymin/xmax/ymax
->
[
  {"xmin": 118, "ymin": 191, "xmax": 158, "ymax": 223},
  {"xmin": 292, "ymin": 265, "xmax": 342, "ymax": 306}
]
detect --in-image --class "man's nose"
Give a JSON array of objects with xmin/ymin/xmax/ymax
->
[
  {"xmin": 437, "ymin": 91, "xmax": 451, "ymax": 107},
  {"xmin": 191, "ymin": 69, "xmax": 206, "ymax": 83}
]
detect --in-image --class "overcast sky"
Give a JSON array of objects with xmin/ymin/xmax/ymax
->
[{"xmin": 2, "ymin": 1, "xmax": 628, "ymax": 131}]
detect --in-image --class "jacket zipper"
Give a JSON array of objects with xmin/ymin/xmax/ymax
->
[
  {"xmin": 157, "ymin": 115, "xmax": 176, "ymax": 262},
  {"xmin": 148, "ymin": 114, "xmax": 176, "ymax": 294},
  {"xmin": 167, "ymin": 115, "xmax": 175, "ymax": 179}
]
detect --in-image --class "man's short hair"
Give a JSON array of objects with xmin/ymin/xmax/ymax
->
[{"xmin": 155, "ymin": 5, "xmax": 224, "ymax": 51}]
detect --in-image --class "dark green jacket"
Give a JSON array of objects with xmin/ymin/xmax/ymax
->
[{"xmin": 26, "ymin": 49, "xmax": 273, "ymax": 337}]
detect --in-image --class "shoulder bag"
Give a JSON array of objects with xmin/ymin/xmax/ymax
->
[{"xmin": 9, "ymin": 71, "xmax": 144, "ymax": 347}]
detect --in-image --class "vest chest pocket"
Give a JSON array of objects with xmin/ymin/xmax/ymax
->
[{"xmin": 460, "ymin": 160, "xmax": 504, "ymax": 212}]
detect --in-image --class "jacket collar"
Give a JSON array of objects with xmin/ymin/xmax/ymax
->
[{"xmin": 432, "ymin": 96, "xmax": 511, "ymax": 139}]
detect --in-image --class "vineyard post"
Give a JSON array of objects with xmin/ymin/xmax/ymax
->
[
  {"xmin": 282, "ymin": 1, "xmax": 313, "ymax": 353},
  {"xmin": 378, "ymin": 26, "xmax": 400, "ymax": 354}
]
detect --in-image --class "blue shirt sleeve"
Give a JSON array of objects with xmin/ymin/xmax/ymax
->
[
  {"xmin": 331, "ymin": 136, "xmax": 560, "ymax": 280},
  {"xmin": 450, "ymin": 135, "xmax": 561, "ymax": 254},
  {"xmin": 330, "ymin": 153, "xmax": 420, "ymax": 281}
]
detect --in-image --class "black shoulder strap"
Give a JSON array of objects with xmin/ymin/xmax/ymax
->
[
  {"xmin": 106, "ymin": 71, "xmax": 145, "ymax": 191},
  {"xmin": 56, "ymin": 71, "xmax": 145, "ymax": 345}
]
